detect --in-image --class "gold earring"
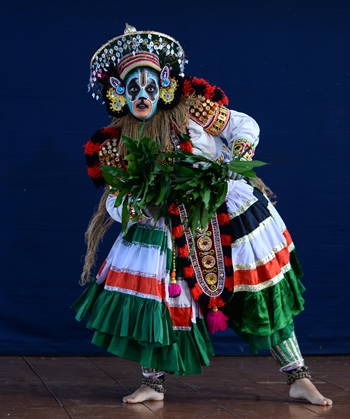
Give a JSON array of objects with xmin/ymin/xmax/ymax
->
[
  {"xmin": 160, "ymin": 78, "xmax": 178, "ymax": 104},
  {"xmin": 106, "ymin": 87, "xmax": 126, "ymax": 112}
]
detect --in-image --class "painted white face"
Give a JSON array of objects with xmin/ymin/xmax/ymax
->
[{"xmin": 125, "ymin": 67, "xmax": 160, "ymax": 120}]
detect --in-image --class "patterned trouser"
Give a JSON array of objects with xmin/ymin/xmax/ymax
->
[{"xmin": 270, "ymin": 331, "xmax": 305, "ymax": 372}]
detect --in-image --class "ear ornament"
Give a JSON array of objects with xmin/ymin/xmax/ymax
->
[
  {"xmin": 110, "ymin": 76, "xmax": 125, "ymax": 95},
  {"xmin": 105, "ymin": 87, "xmax": 127, "ymax": 112},
  {"xmin": 160, "ymin": 65, "xmax": 171, "ymax": 87},
  {"xmin": 160, "ymin": 78, "xmax": 178, "ymax": 104}
]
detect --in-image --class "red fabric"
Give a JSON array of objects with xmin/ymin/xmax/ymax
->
[
  {"xmin": 234, "ymin": 245, "xmax": 291, "ymax": 286},
  {"xmin": 168, "ymin": 306, "xmax": 192, "ymax": 327}
]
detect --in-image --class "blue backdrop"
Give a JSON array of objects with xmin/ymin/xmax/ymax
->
[{"xmin": 0, "ymin": 0, "xmax": 349, "ymax": 356}]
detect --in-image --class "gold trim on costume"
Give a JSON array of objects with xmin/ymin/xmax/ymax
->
[
  {"xmin": 99, "ymin": 138, "xmax": 124, "ymax": 167},
  {"xmin": 205, "ymin": 105, "xmax": 230, "ymax": 136},
  {"xmin": 188, "ymin": 95, "xmax": 230, "ymax": 135}
]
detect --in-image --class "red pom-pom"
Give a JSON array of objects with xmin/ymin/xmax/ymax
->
[
  {"xmin": 205, "ymin": 309, "xmax": 230, "ymax": 333},
  {"xmin": 168, "ymin": 202, "xmax": 179, "ymax": 215},
  {"xmin": 172, "ymin": 225, "xmax": 183, "ymax": 239},
  {"xmin": 179, "ymin": 140, "xmax": 193, "ymax": 152},
  {"xmin": 84, "ymin": 141, "xmax": 102, "ymax": 156},
  {"xmin": 182, "ymin": 79, "xmax": 195, "ymax": 97},
  {"xmin": 87, "ymin": 165, "xmax": 102, "ymax": 179},
  {"xmin": 183, "ymin": 265, "xmax": 194, "ymax": 278},
  {"xmin": 221, "ymin": 234, "xmax": 232, "ymax": 246},
  {"xmin": 178, "ymin": 246, "xmax": 189, "ymax": 258},
  {"xmin": 217, "ymin": 212, "xmax": 230, "ymax": 225},
  {"xmin": 101, "ymin": 126, "xmax": 119, "ymax": 136},
  {"xmin": 168, "ymin": 283, "xmax": 182, "ymax": 298},
  {"xmin": 190, "ymin": 283, "xmax": 203, "ymax": 301}
]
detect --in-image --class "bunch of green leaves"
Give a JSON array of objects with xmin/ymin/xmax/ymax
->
[
  {"xmin": 100, "ymin": 127, "xmax": 266, "ymax": 236},
  {"xmin": 100, "ymin": 125, "xmax": 172, "ymax": 232},
  {"xmin": 163, "ymin": 143, "xmax": 266, "ymax": 236}
]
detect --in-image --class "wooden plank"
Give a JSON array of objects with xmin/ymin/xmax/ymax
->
[
  {"xmin": 1, "ymin": 356, "xmax": 348, "ymax": 418},
  {"xmin": 0, "ymin": 356, "xmax": 69, "ymax": 417},
  {"xmin": 25, "ymin": 356, "xmax": 158, "ymax": 418}
]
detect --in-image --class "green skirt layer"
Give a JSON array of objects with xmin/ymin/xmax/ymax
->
[
  {"xmin": 71, "ymin": 281, "xmax": 214, "ymax": 375},
  {"xmin": 223, "ymin": 250, "xmax": 305, "ymax": 353}
]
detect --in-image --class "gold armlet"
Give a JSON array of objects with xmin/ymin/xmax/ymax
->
[{"xmin": 188, "ymin": 95, "xmax": 230, "ymax": 135}]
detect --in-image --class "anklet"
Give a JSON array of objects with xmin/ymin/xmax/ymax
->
[
  {"xmin": 286, "ymin": 366, "xmax": 312, "ymax": 385},
  {"xmin": 141, "ymin": 375, "xmax": 166, "ymax": 393}
]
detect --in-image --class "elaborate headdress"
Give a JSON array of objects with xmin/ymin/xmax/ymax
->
[{"xmin": 88, "ymin": 24, "xmax": 187, "ymax": 103}]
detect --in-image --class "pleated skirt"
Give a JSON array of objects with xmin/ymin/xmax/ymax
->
[{"xmin": 72, "ymin": 179, "xmax": 305, "ymax": 373}]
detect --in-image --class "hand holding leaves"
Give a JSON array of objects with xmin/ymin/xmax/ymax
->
[{"xmin": 100, "ymin": 128, "xmax": 266, "ymax": 235}]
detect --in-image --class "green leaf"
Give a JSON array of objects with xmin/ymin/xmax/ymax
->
[
  {"xmin": 121, "ymin": 196, "xmax": 130, "ymax": 233},
  {"xmin": 97, "ymin": 126, "xmax": 268, "ymax": 244}
]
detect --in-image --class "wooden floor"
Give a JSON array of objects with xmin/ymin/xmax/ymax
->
[{"xmin": 1, "ymin": 355, "xmax": 349, "ymax": 418}]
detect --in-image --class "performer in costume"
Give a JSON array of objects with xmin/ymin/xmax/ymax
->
[{"xmin": 71, "ymin": 24, "xmax": 332, "ymax": 405}]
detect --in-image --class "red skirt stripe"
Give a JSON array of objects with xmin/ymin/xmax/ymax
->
[
  {"xmin": 168, "ymin": 306, "xmax": 192, "ymax": 327},
  {"xmin": 234, "ymin": 245, "xmax": 291, "ymax": 286},
  {"xmin": 105, "ymin": 270, "xmax": 166, "ymax": 300}
]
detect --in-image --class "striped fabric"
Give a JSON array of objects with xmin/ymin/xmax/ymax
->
[
  {"xmin": 96, "ymin": 218, "xmax": 198, "ymax": 331},
  {"xmin": 226, "ymin": 180, "xmax": 296, "ymax": 293},
  {"xmin": 167, "ymin": 276, "xmax": 203, "ymax": 331},
  {"xmin": 270, "ymin": 331, "xmax": 305, "ymax": 371},
  {"xmin": 94, "ymin": 178, "xmax": 302, "ymax": 346},
  {"xmin": 118, "ymin": 51, "xmax": 161, "ymax": 80},
  {"xmin": 97, "ymin": 221, "xmax": 171, "ymax": 302}
]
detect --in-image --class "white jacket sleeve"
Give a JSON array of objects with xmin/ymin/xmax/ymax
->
[
  {"xmin": 106, "ymin": 194, "xmax": 123, "ymax": 222},
  {"xmin": 220, "ymin": 110, "xmax": 260, "ymax": 160},
  {"xmin": 187, "ymin": 109, "xmax": 260, "ymax": 161}
]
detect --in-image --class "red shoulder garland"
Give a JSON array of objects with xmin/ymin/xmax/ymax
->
[
  {"xmin": 84, "ymin": 126, "xmax": 121, "ymax": 188},
  {"xmin": 182, "ymin": 76, "xmax": 229, "ymax": 106}
]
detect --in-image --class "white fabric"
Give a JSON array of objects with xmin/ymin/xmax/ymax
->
[
  {"xmin": 97, "ymin": 218, "xmax": 170, "ymax": 285},
  {"xmin": 187, "ymin": 110, "xmax": 260, "ymax": 160},
  {"xmin": 106, "ymin": 194, "xmax": 123, "ymax": 222}
]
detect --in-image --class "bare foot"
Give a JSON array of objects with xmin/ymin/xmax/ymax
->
[
  {"xmin": 290, "ymin": 378, "xmax": 333, "ymax": 406},
  {"xmin": 122, "ymin": 384, "xmax": 164, "ymax": 404}
]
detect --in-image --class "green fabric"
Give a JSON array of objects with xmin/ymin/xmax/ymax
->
[
  {"xmin": 122, "ymin": 223, "xmax": 173, "ymax": 271},
  {"xmin": 270, "ymin": 332, "xmax": 303, "ymax": 369},
  {"xmin": 122, "ymin": 224, "xmax": 168, "ymax": 252},
  {"xmin": 71, "ymin": 249, "xmax": 306, "ymax": 362},
  {"xmin": 91, "ymin": 319, "xmax": 213, "ymax": 375},
  {"xmin": 87, "ymin": 288, "xmax": 176, "ymax": 347},
  {"xmin": 70, "ymin": 280, "xmax": 104, "ymax": 320},
  {"xmin": 71, "ymin": 280, "xmax": 214, "ymax": 375},
  {"xmin": 223, "ymin": 250, "xmax": 305, "ymax": 354}
]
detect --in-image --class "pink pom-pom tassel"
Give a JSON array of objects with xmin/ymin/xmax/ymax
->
[
  {"xmin": 169, "ymin": 283, "xmax": 182, "ymax": 298},
  {"xmin": 205, "ymin": 309, "xmax": 230, "ymax": 333}
]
